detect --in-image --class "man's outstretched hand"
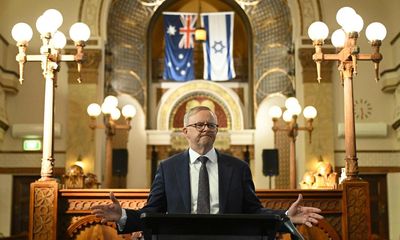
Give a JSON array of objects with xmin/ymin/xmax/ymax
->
[
  {"xmin": 91, "ymin": 192, "xmax": 123, "ymax": 224},
  {"xmin": 287, "ymin": 194, "xmax": 324, "ymax": 227}
]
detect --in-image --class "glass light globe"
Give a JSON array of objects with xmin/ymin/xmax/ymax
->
[
  {"xmin": 336, "ymin": 7, "xmax": 356, "ymax": 27},
  {"xmin": 122, "ymin": 105, "xmax": 137, "ymax": 119},
  {"xmin": 104, "ymin": 95, "xmax": 118, "ymax": 107},
  {"xmin": 282, "ymin": 110, "xmax": 293, "ymax": 122},
  {"xmin": 365, "ymin": 22, "xmax": 387, "ymax": 41},
  {"xmin": 42, "ymin": 9, "xmax": 63, "ymax": 33},
  {"xmin": 268, "ymin": 106, "xmax": 282, "ymax": 119},
  {"xmin": 303, "ymin": 106, "xmax": 317, "ymax": 119},
  {"xmin": 101, "ymin": 102, "xmax": 113, "ymax": 114},
  {"xmin": 69, "ymin": 22, "xmax": 91, "ymax": 42},
  {"xmin": 285, "ymin": 97, "xmax": 299, "ymax": 109},
  {"xmin": 11, "ymin": 23, "xmax": 33, "ymax": 42},
  {"xmin": 110, "ymin": 108, "xmax": 121, "ymax": 120},
  {"xmin": 342, "ymin": 14, "xmax": 363, "ymax": 33},
  {"xmin": 308, "ymin": 21, "xmax": 329, "ymax": 41},
  {"xmin": 87, "ymin": 103, "xmax": 101, "ymax": 117},
  {"xmin": 288, "ymin": 103, "xmax": 302, "ymax": 116},
  {"xmin": 36, "ymin": 15, "xmax": 53, "ymax": 34},
  {"xmin": 52, "ymin": 31, "xmax": 67, "ymax": 49},
  {"xmin": 331, "ymin": 29, "xmax": 346, "ymax": 48}
]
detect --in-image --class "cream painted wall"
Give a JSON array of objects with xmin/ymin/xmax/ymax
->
[
  {"xmin": 388, "ymin": 173, "xmax": 400, "ymax": 240},
  {"xmin": 0, "ymin": 175, "xmax": 12, "ymax": 236}
]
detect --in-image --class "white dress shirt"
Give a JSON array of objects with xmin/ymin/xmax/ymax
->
[{"xmin": 188, "ymin": 147, "xmax": 219, "ymax": 214}]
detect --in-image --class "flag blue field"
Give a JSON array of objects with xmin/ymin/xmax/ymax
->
[
  {"xmin": 163, "ymin": 12, "xmax": 197, "ymax": 81},
  {"xmin": 201, "ymin": 12, "xmax": 236, "ymax": 81}
]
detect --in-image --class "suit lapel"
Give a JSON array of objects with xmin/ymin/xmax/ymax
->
[
  {"xmin": 173, "ymin": 150, "xmax": 191, "ymax": 213},
  {"xmin": 217, "ymin": 152, "xmax": 233, "ymax": 213}
]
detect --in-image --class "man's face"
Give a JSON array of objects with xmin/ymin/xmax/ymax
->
[{"xmin": 182, "ymin": 110, "xmax": 218, "ymax": 152}]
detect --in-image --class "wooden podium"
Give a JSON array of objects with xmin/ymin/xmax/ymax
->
[{"xmin": 140, "ymin": 213, "xmax": 286, "ymax": 240}]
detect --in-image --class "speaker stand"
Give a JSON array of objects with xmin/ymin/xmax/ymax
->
[{"xmin": 268, "ymin": 175, "xmax": 272, "ymax": 189}]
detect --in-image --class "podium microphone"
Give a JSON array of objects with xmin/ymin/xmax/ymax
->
[{"xmin": 280, "ymin": 214, "xmax": 305, "ymax": 240}]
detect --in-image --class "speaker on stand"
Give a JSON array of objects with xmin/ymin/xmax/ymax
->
[
  {"xmin": 262, "ymin": 149, "xmax": 279, "ymax": 189},
  {"xmin": 112, "ymin": 149, "xmax": 128, "ymax": 188}
]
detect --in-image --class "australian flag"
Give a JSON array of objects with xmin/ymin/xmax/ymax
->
[
  {"xmin": 202, "ymin": 12, "xmax": 236, "ymax": 81},
  {"xmin": 163, "ymin": 12, "xmax": 197, "ymax": 81}
]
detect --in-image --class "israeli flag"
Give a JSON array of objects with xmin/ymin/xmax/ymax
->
[{"xmin": 202, "ymin": 12, "xmax": 236, "ymax": 81}]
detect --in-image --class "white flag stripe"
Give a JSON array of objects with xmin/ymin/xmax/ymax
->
[{"xmin": 202, "ymin": 12, "xmax": 235, "ymax": 81}]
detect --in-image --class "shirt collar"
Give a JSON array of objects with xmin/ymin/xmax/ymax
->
[{"xmin": 188, "ymin": 148, "xmax": 217, "ymax": 164}]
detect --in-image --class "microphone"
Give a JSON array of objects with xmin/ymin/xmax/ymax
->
[{"xmin": 280, "ymin": 214, "xmax": 305, "ymax": 240}]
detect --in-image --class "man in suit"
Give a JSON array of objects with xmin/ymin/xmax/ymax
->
[{"xmin": 92, "ymin": 106, "xmax": 323, "ymax": 234}]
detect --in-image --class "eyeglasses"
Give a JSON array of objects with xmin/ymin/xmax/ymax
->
[{"xmin": 186, "ymin": 122, "xmax": 218, "ymax": 131}]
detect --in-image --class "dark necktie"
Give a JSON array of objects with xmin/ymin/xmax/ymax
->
[{"xmin": 197, "ymin": 156, "xmax": 210, "ymax": 214}]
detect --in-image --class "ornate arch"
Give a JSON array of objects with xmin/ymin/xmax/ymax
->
[{"xmin": 156, "ymin": 81, "xmax": 244, "ymax": 131}]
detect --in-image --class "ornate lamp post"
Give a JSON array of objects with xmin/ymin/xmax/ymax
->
[
  {"xmin": 308, "ymin": 7, "xmax": 386, "ymax": 180},
  {"xmin": 11, "ymin": 9, "xmax": 90, "ymax": 181},
  {"xmin": 11, "ymin": 9, "xmax": 90, "ymax": 240},
  {"xmin": 269, "ymin": 97, "xmax": 317, "ymax": 189},
  {"xmin": 87, "ymin": 95, "xmax": 136, "ymax": 188}
]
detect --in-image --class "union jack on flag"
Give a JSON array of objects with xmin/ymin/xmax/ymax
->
[
  {"xmin": 163, "ymin": 12, "xmax": 197, "ymax": 81},
  {"xmin": 178, "ymin": 14, "xmax": 197, "ymax": 49}
]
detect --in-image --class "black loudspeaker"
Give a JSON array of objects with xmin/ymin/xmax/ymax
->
[
  {"xmin": 262, "ymin": 149, "xmax": 279, "ymax": 176},
  {"xmin": 112, "ymin": 149, "xmax": 128, "ymax": 176}
]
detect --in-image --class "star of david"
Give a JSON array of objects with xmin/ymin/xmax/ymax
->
[{"xmin": 212, "ymin": 41, "xmax": 225, "ymax": 54}]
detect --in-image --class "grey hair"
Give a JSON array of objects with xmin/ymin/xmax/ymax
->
[{"xmin": 183, "ymin": 106, "xmax": 218, "ymax": 126}]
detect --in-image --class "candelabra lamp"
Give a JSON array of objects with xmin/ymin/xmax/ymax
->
[
  {"xmin": 87, "ymin": 95, "xmax": 136, "ymax": 188},
  {"xmin": 269, "ymin": 97, "xmax": 317, "ymax": 189},
  {"xmin": 11, "ymin": 9, "xmax": 90, "ymax": 181},
  {"xmin": 308, "ymin": 7, "xmax": 387, "ymax": 180}
]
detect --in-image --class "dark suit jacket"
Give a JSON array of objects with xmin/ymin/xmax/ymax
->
[{"xmin": 121, "ymin": 150, "xmax": 285, "ymax": 233}]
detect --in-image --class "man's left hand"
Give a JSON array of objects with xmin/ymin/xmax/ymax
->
[{"xmin": 287, "ymin": 194, "xmax": 324, "ymax": 227}]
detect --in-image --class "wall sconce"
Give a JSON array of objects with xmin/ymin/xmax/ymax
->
[
  {"xmin": 269, "ymin": 97, "xmax": 317, "ymax": 189},
  {"xmin": 11, "ymin": 9, "xmax": 90, "ymax": 181},
  {"xmin": 308, "ymin": 7, "xmax": 386, "ymax": 180},
  {"xmin": 87, "ymin": 95, "xmax": 136, "ymax": 188}
]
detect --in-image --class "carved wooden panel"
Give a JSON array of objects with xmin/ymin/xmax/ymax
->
[
  {"xmin": 342, "ymin": 180, "xmax": 371, "ymax": 240},
  {"xmin": 29, "ymin": 181, "xmax": 58, "ymax": 240},
  {"xmin": 57, "ymin": 189, "xmax": 344, "ymax": 240}
]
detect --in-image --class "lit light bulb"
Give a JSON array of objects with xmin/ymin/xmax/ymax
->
[
  {"xmin": 331, "ymin": 29, "xmax": 346, "ymax": 48},
  {"xmin": 52, "ymin": 31, "xmax": 67, "ymax": 49},
  {"xmin": 336, "ymin": 7, "xmax": 356, "ymax": 28},
  {"xmin": 308, "ymin": 21, "xmax": 329, "ymax": 41},
  {"xmin": 110, "ymin": 108, "xmax": 121, "ymax": 120},
  {"xmin": 104, "ymin": 95, "xmax": 118, "ymax": 107},
  {"xmin": 122, "ymin": 105, "xmax": 137, "ymax": 119},
  {"xmin": 285, "ymin": 97, "xmax": 299, "ymax": 109},
  {"xmin": 42, "ymin": 9, "xmax": 63, "ymax": 32},
  {"xmin": 268, "ymin": 106, "xmax": 282, "ymax": 119},
  {"xmin": 342, "ymin": 14, "xmax": 363, "ymax": 33},
  {"xmin": 87, "ymin": 103, "xmax": 101, "ymax": 117},
  {"xmin": 69, "ymin": 22, "xmax": 91, "ymax": 42},
  {"xmin": 303, "ymin": 106, "xmax": 317, "ymax": 119},
  {"xmin": 11, "ymin": 23, "xmax": 33, "ymax": 43},
  {"xmin": 365, "ymin": 22, "xmax": 387, "ymax": 41},
  {"xmin": 282, "ymin": 110, "xmax": 293, "ymax": 122}
]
